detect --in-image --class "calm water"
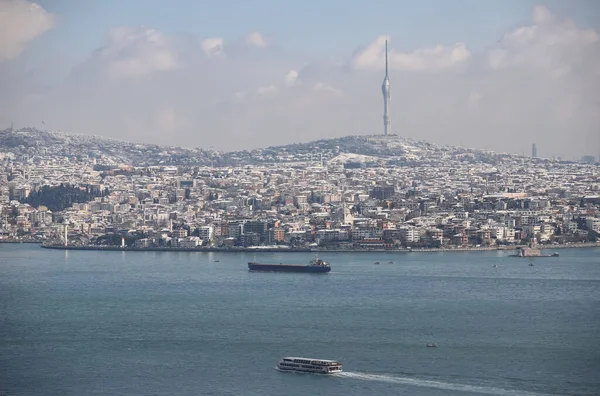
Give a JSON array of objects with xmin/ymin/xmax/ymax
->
[{"xmin": 1, "ymin": 244, "xmax": 599, "ymax": 396}]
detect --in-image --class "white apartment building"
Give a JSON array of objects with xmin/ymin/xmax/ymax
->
[
  {"xmin": 197, "ymin": 225, "xmax": 214, "ymax": 241},
  {"xmin": 179, "ymin": 236, "xmax": 201, "ymax": 248},
  {"xmin": 352, "ymin": 227, "xmax": 383, "ymax": 240},
  {"xmin": 566, "ymin": 221, "xmax": 579, "ymax": 233},
  {"xmin": 173, "ymin": 228, "xmax": 188, "ymax": 238},
  {"xmin": 586, "ymin": 217, "xmax": 600, "ymax": 233},
  {"xmin": 521, "ymin": 224, "xmax": 541, "ymax": 237},
  {"xmin": 398, "ymin": 226, "xmax": 421, "ymax": 243}
]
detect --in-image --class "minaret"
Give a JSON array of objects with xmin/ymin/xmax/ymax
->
[{"xmin": 381, "ymin": 39, "xmax": 391, "ymax": 136}]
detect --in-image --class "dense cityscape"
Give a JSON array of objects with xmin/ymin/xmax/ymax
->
[
  {"xmin": 1, "ymin": 127, "xmax": 599, "ymax": 252},
  {"xmin": 4, "ymin": 2, "xmax": 600, "ymax": 396}
]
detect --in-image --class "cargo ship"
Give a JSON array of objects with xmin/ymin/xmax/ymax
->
[{"xmin": 247, "ymin": 256, "xmax": 331, "ymax": 273}]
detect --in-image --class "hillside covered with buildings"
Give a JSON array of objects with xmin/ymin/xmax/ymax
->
[{"xmin": 1, "ymin": 128, "xmax": 599, "ymax": 250}]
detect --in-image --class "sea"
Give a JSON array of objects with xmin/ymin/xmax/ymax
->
[{"xmin": 1, "ymin": 244, "xmax": 599, "ymax": 396}]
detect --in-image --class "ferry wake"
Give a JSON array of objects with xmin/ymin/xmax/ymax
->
[{"xmin": 339, "ymin": 372, "xmax": 552, "ymax": 395}]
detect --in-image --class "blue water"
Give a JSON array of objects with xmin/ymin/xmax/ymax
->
[{"xmin": 1, "ymin": 245, "xmax": 599, "ymax": 396}]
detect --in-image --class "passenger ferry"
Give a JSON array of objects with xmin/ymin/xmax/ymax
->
[{"xmin": 276, "ymin": 357, "xmax": 342, "ymax": 374}]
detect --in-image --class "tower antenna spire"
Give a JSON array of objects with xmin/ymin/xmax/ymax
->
[
  {"xmin": 385, "ymin": 38, "xmax": 388, "ymax": 77},
  {"xmin": 381, "ymin": 36, "xmax": 391, "ymax": 136}
]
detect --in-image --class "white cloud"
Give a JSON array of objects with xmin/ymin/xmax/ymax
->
[
  {"xmin": 284, "ymin": 70, "xmax": 298, "ymax": 86},
  {"xmin": 257, "ymin": 84, "xmax": 278, "ymax": 95},
  {"xmin": 312, "ymin": 82, "xmax": 343, "ymax": 96},
  {"xmin": 201, "ymin": 37, "xmax": 224, "ymax": 57},
  {"xmin": 0, "ymin": 0, "xmax": 55, "ymax": 62},
  {"xmin": 245, "ymin": 31, "xmax": 269, "ymax": 48},
  {"xmin": 87, "ymin": 26, "xmax": 180, "ymax": 78},
  {"xmin": 1, "ymin": 5, "xmax": 599, "ymax": 158},
  {"xmin": 466, "ymin": 91, "xmax": 482, "ymax": 109},
  {"xmin": 351, "ymin": 35, "xmax": 471, "ymax": 72},
  {"xmin": 532, "ymin": 4, "xmax": 554, "ymax": 25},
  {"xmin": 488, "ymin": 5, "xmax": 599, "ymax": 72}
]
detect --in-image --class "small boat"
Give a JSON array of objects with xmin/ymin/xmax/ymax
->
[
  {"xmin": 529, "ymin": 263, "xmax": 534, "ymax": 266},
  {"xmin": 214, "ymin": 260, "xmax": 220, "ymax": 262},
  {"xmin": 493, "ymin": 264, "xmax": 497, "ymax": 268},
  {"xmin": 551, "ymin": 252, "xmax": 559, "ymax": 257},
  {"xmin": 276, "ymin": 357, "xmax": 342, "ymax": 374},
  {"xmin": 374, "ymin": 261, "xmax": 380, "ymax": 265},
  {"xmin": 388, "ymin": 261, "xmax": 394, "ymax": 264},
  {"xmin": 427, "ymin": 343, "xmax": 438, "ymax": 348}
]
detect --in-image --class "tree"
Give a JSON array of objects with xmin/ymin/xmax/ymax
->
[{"xmin": 23, "ymin": 184, "xmax": 101, "ymax": 212}]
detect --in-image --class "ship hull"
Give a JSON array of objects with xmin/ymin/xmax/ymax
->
[
  {"xmin": 248, "ymin": 262, "xmax": 331, "ymax": 273},
  {"xmin": 276, "ymin": 366, "xmax": 342, "ymax": 374}
]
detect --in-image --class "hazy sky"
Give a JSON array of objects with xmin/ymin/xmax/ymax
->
[{"xmin": 1, "ymin": 0, "xmax": 599, "ymax": 158}]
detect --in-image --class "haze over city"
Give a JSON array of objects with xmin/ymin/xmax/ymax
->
[{"xmin": 1, "ymin": 0, "xmax": 599, "ymax": 158}]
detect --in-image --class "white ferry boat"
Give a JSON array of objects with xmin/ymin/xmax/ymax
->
[{"xmin": 276, "ymin": 357, "xmax": 342, "ymax": 374}]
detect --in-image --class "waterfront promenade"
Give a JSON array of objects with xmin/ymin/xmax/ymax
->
[{"xmin": 36, "ymin": 242, "xmax": 600, "ymax": 253}]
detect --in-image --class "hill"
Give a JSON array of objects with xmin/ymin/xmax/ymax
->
[
  {"xmin": 0, "ymin": 127, "xmax": 219, "ymax": 166},
  {"xmin": 0, "ymin": 128, "xmax": 538, "ymax": 168}
]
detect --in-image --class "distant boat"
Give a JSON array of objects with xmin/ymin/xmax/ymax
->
[
  {"xmin": 214, "ymin": 260, "xmax": 220, "ymax": 262},
  {"xmin": 374, "ymin": 261, "xmax": 380, "ymax": 265},
  {"xmin": 388, "ymin": 261, "xmax": 394, "ymax": 264},
  {"xmin": 427, "ymin": 343, "xmax": 438, "ymax": 348},
  {"xmin": 511, "ymin": 245, "xmax": 560, "ymax": 258}
]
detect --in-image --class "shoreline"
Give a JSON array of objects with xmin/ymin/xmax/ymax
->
[
  {"xmin": 35, "ymin": 242, "xmax": 600, "ymax": 253},
  {"xmin": 0, "ymin": 240, "xmax": 43, "ymax": 244}
]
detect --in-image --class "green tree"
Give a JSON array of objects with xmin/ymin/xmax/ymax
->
[{"xmin": 23, "ymin": 184, "xmax": 105, "ymax": 212}]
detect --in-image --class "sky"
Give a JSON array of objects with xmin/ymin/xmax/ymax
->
[{"xmin": 1, "ymin": 0, "xmax": 599, "ymax": 159}]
